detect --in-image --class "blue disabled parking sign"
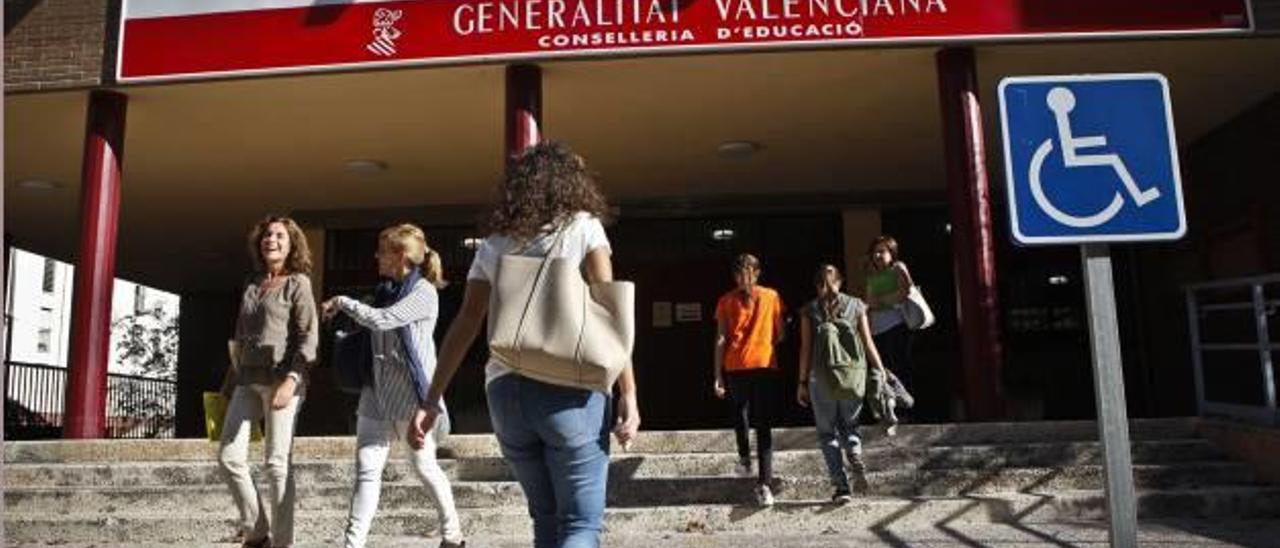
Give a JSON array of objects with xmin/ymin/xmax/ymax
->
[{"xmin": 999, "ymin": 73, "xmax": 1187, "ymax": 245}]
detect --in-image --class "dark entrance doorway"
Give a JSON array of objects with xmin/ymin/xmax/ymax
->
[
  {"xmin": 611, "ymin": 213, "xmax": 843, "ymax": 430},
  {"xmin": 323, "ymin": 213, "xmax": 845, "ymax": 433}
]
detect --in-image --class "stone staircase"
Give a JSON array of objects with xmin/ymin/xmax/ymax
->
[{"xmin": 5, "ymin": 418, "xmax": 1279, "ymax": 544}]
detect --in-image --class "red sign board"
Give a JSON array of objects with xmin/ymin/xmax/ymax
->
[{"xmin": 118, "ymin": 0, "xmax": 1252, "ymax": 82}]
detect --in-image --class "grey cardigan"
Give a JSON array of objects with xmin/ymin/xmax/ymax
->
[{"xmin": 233, "ymin": 273, "xmax": 319, "ymax": 387}]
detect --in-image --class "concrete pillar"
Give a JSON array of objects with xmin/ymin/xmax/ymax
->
[
  {"xmin": 303, "ymin": 226, "xmax": 326, "ymax": 301},
  {"xmin": 65, "ymin": 90, "xmax": 128, "ymax": 438},
  {"xmin": 841, "ymin": 209, "xmax": 882, "ymax": 298},
  {"xmin": 936, "ymin": 48, "xmax": 1007, "ymax": 421}
]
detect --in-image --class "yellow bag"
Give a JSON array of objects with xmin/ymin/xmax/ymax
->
[{"xmin": 204, "ymin": 391, "xmax": 263, "ymax": 442}]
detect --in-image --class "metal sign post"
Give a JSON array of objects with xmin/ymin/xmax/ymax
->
[
  {"xmin": 1000, "ymin": 73, "xmax": 1188, "ymax": 547},
  {"xmin": 1081, "ymin": 243, "xmax": 1138, "ymax": 548}
]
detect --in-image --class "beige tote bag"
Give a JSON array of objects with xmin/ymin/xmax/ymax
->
[{"xmin": 488, "ymin": 227, "xmax": 635, "ymax": 393}]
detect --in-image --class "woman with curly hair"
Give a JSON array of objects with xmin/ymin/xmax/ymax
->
[
  {"xmin": 218, "ymin": 215, "xmax": 319, "ymax": 548},
  {"xmin": 415, "ymin": 141, "xmax": 640, "ymax": 548}
]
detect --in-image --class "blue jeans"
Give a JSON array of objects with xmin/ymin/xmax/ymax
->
[
  {"xmin": 487, "ymin": 374, "xmax": 610, "ymax": 548},
  {"xmin": 809, "ymin": 375, "xmax": 863, "ymax": 492}
]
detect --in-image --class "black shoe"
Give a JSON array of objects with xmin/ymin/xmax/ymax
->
[
  {"xmin": 439, "ymin": 540, "xmax": 466, "ymax": 548},
  {"xmin": 831, "ymin": 488, "xmax": 854, "ymax": 505},
  {"xmin": 847, "ymin": 454, "xmax": 871, "ymax": 493}
]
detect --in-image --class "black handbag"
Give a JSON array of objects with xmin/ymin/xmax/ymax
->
[{"xmin": 331, "ymin": 315, "xmax": 372, "ymax": 395}]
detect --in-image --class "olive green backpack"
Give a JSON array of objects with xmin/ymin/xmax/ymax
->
[{"xmin": 813, "ymin": 308, "xmax": 867, "ymax": 400}]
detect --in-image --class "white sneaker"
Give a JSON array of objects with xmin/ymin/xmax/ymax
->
[
  {"xmin": 754, "ymin": 484, "xmax": 775, "ymax": 507},
  {"xmin": 734, "ymin": 460, "xmax": 753, "ymax": 478}
]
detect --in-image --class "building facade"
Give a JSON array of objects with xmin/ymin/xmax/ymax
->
[{"xmin": 6, "ymin": 0, "xmax": 1280, "ymax": 438}]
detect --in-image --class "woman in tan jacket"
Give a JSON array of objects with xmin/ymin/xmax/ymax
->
[{"xmin": 218, "ymin": 215, "xmax": 319, "ymax": 548}]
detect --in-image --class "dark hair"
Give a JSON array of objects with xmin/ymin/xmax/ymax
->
[
  {"xmin": 814, "ymin": 263, "xmax": 843, "ymax": 287},
  {"xmin": 247, "ymin": 216, "xmax": 312, "ymax": 275},
  {"xmin": 868, "ymin": 235, "xmax": 900, "ymax": 264},
  {"xmin": 733, "ymin": 253, "xmax": 761, "ymax": 273},
  {"xmin": 485, "ymin": 141, "xmax": 608, "ymax": 243}
]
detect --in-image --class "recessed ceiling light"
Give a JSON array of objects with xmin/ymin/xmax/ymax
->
[
  {"xmin": 344, "ymin": 159, "xmax": 388, "ymax": 174},
  {"xmin": 711, "ymin": 228, "xmax": 736, "ymax": 241},
  {"xmin": 716, "ymin": 141, "xmax": 762, "ymax": 160},
  {"xmin": 17, "ymin": 179, "xmax": 59, "ymax": 191}
]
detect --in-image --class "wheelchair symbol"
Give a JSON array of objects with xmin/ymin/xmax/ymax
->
[{"xmin": 1029, "ymin": 87, "xmax": 1163, "ymax": 228}]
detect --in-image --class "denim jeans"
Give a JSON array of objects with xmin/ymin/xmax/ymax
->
[
  {"xmin": 487, "ymin": 374, "xmax": 610, "ymax": 548},
  {"xmin": 808, "ymin": 375, "xmax": 863, "ymax": 492}
]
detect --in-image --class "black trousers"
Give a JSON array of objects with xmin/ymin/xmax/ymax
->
[
  {"xmin": 725, "ymin": 371, "xmax": 780, "ymax": 485},
  {"xmin": 873, "ymin": 324, "xmax": 914, "ymax": 395}
]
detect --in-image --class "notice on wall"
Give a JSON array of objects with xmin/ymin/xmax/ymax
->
[
  {"xmin": 652, "ymin": 301, "xmax": 673, "ymax": 328},
  {"xmin": 675, "ymin": 302, "xmax": 702, "ymax": 323}
]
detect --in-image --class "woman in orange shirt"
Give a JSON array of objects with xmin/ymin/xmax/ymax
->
[{"xmin": 713, "ymin": 253, "xmax": 785, "ymax": 507}]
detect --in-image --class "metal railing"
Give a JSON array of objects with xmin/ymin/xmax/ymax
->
[
  {"xmin": 3, "ymin": 361, "xmax": 178, "ymax": 439},
  {"xmin": 1185, "ymin": 274, "xmax": 1280, "ymax": 425}
]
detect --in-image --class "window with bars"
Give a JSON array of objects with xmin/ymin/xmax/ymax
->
[
  {"xmin": 134, "ymin": 286, "xmax": 149, "ymax": 314},
  {"xmin": 37, "ymin": 328, "xmax": 52, "ymax": 353},
  {"xmin": 42, "ymin": 259, "xmax": 56, "ymax": 293}
]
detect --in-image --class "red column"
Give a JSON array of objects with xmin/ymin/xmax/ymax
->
[
  {"xmin": 505, "ymin": 64, "xmax": 542, "ymax": 160},
  {"xmin": 64, "ymin": 91, "xmax": 128, "ymax": 439},
  {"xmin": 937, "ymin": 48, "xmax": 1006, "ymax": 421}
]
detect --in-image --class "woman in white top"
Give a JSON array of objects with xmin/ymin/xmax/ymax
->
[
  {"xmin": 415, "ymin": 142, "xmax": 640, "ymax": 548},
  {"xmin": 322, "ymin": 224, "xmax": 465, "ymax": 548}
]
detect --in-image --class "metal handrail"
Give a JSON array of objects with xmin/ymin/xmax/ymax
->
[
  {"xmin": 5, "ymin": 360, "xmax": 175, "ymax": 383},
  {"xmin": 1186, "ymin": 273, "xmax": 1280, "ymax": 291},
  {"xmin": 4, "ymin": 360, "xmax": 178, "ymax": 439},
  {"xmin": 1185, "ymin": 274, "xmax": 1278, "ymax": 425}
]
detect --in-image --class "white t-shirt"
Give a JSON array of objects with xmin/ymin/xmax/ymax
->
[{"xmin": 466, "ymin": 212, "xmax": 612, "ymax": 386}]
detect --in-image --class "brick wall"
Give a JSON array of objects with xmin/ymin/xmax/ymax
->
[{"xmin": 4, "ymin": 0, "xmax": 112, "ymax": 92}]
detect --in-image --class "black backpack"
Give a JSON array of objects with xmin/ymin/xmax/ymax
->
[{"xmin": 331, "ymin": 315, "xmax": 372, "ymax": 395}]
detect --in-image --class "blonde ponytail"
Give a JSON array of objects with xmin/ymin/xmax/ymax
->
[
  {"xmin": 378, "ymin": 223, "xmax": 447, "ymax": 288},
  {"xmin": 422, "ymin": 247, "xmax": 446, "ymax": 289}
]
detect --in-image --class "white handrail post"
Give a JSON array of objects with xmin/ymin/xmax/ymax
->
[{"xmin": 1253, "ymin": 284, "xmax": 1277, "ymax": 424}]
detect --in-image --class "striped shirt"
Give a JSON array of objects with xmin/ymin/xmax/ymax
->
[{"xmin": 335, "ymin": 279, "xmax": 441, "ymax": 422}]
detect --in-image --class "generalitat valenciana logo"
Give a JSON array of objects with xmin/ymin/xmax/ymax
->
[{"xmin": 367, "ymin": 8, "xmax": 404, "ymax": 57}]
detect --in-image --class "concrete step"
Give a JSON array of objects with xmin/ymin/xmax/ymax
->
[
  {"xmin": 10, "ymin": 521, "xmax": 1280, "ymax": 548},
  {"xmin": 3, "ymin": 418, "xmax": 1198, "ymax": 463},
  {"xmin": 7, "ymin": 489, "xmax": 1280, "ymax": 544},
  {"xmin": 2, "ymin": 439, "xmax": 1223, "ymax": 488},
  {"xmin": 3, "ymin": 462, "xmax": 1258, "ymax": 513}
]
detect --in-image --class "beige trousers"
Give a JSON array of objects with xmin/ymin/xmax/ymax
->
[{"xmin": 218, "ymin": 383, "xmax": 302, "ymax": 545}]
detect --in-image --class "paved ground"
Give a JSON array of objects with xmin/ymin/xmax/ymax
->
[{"xmin": 8, "ymin": 520, "xmax": 1280, "ymax": 547}]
